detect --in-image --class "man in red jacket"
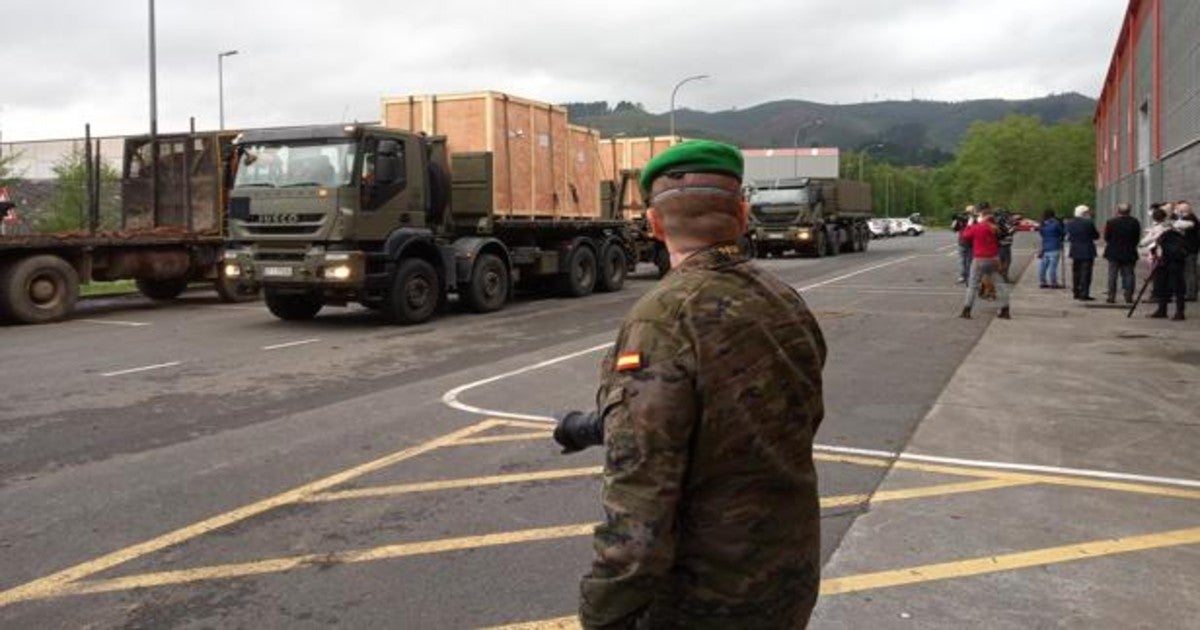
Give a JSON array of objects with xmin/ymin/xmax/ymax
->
[{"xmin": 960, "ymin": 203, "xmax": 1011, "ymax": 319}]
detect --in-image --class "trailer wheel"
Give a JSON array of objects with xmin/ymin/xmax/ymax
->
[
  {"xmin": 558, "ymin": 245, "xmax": 597, "ymax": 297},
  {"xmin": 653, "ymin": 246, "xmax": 671, "ymax": 278},
  {"xmin": 812, "ymin": 233, "xmax": 826, "ymax": 258},
  {"xmin": 596, "ymin": 244, "xmax": 626, "ymax": 293},
  {"xmin": 264, "ymin": 289, "xmax": 323, "ymax": 321},
  {"xmin": 0, "ymin": 255, "xmax": 80, "ymax": 325},
  {"xmin": 464, "ymin": 253, "xmax": 509, "ymax": 313},
  {"xmin": 136, "ymin": 277, "xmax": 189, "ymax": 301},
  {"xmin": 826, "ymin": 229, "xmax": 840, "ymax": 257},
  {"xmin": 383, "ymin": 258, "xmax": 440, "ymax": 324}
]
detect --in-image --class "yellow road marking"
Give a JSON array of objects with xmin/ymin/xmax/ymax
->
[
  {"xmin": 486, "ymin": 526, "xmax": 1200, "ymax": 629},
  {"xmin": 816, "ymin": 452, "xmax": 1200, "ymax": 501},
  {"xmin": 487, "ymin": 419, "xmax": 556, "ymax": 432},
  {"xmin": 304, "ymin": 467, "xmax": 604, "ymax": 503},
  {"xmin": 54, "ymin": 524, "xmax": 596, "ymax": 599},
  {"xmin": 821, "ymin": 525, "xmax": 1200, "ymax": 595},
  {"xmin": 450, "ymin": 432, "xmax": 556, "ymax": 446},
  {"xmin": 820, "ymin": 478, "xmax": 1035, "ymax": 508},
  {"xmin": 0, "ymin": 419, "xmax": 502, "ymax": 608},
  {"xmin": 485, "ymin": 616, "xmax": 579, "ymax": 630}
]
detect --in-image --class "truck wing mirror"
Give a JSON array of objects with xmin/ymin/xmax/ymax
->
[{"xmin": 378, "ymin": 140, "xmax": 401, "ymax": 156}]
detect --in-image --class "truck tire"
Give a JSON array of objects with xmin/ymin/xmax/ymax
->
[
  {"xmin": 463, "ymin": 253, "xmax": 509, "ymax": 313},
  {"xmin": 558, "ymin": 244, "xmax": 597, "ymax": 297},
  {"xmin": 596, "ymin": 243, "xmax": 626, "ymax": 293},
  {"xmin": 383, "ymin": 258, "xmax": 440, "ymax": 324},
  {"xmin": 812, "ymin": 233, "xmax": 825, "ymax": 258},
  {"xmin": 826, "ymin": 229, "xmax": 840, "ymax": 257},
  {"xmin": 136, "ymin": 277, "xmax": 189, "ymax": 301},
  {"xmin": 264, "ymin": 289, "xmax": 323, "ymax": 321},
  {"xmin": 0, "ymin": 255, "xmax": 80, "ymax": 325},
  {"xmin": 654, "ymin": 246, "xmax": 671, "ymax": 278},
  {"xmin": 738, "ymin": 235, "xmax": 756, "ymax": 259}
]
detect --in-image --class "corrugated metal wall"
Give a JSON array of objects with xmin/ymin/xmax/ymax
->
[{"xmin": 1162, "ymin": 0, "xmax": 1200, "ymax": 154}]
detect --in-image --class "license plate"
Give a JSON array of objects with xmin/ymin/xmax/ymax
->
[
  {"xmin": 768, "ymin": 233, "xmax": 785, "ymax": 240},
  {"xmin": 263, "ymin": 266, "xmax": 294, "ymax": 278}
]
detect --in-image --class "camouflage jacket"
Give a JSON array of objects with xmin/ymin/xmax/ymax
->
[{"xmin": 579, "ymin": 244, "xmax": 827, "ymax": 629}]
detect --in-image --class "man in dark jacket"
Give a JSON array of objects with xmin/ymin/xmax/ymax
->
[
  {"xmin": 1103, "ymin": 203, "xmax": 1142, "ymax": 304},
  {"xmin": 1066, "ymin": 205, "xmax": 1100, "ymax": 300},
  {"xmin": 1176, "ymin": 202, "xmax": 1198, "ymax": 301}
]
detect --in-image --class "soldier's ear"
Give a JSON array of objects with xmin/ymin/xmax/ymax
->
[
  {"xmin": 647, "ymin": 207, "xmax": 667, "ymax": 241},
  {"xmin": 737, "ymin": 201, "xmax": 750, "ymax": 233}
]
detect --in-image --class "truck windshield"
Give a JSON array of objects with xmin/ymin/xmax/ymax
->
[
  {"xmin": 750, "ymin": 188, "xmax": 809, "ymax": 206},
  {"xmin": 234, "ymin": 140, "xmax": 356, "ymax": 188}
]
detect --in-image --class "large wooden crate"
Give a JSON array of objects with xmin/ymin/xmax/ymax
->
[
  {"xmin": 598, "ymin": 136, "xmax": 685, "ymax": 218},
  {"xmin": 381, "ymin": 91, "xmax": 601, "ymax": 219}
]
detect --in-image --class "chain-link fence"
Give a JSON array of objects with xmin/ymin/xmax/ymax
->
[{"xmin": 0, "ymin": 135, "xmax": 125, "ymax": 233}]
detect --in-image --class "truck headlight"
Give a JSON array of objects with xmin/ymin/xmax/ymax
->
[
  {"xmin": 224, "ymin": 263, "xmax": 241, "ymax": 277},
  {"xmin": 327, "ymin": 265, "xmax": 352, "ymax": 280},
  {"xmin": 797, "ymin": 230, "xmax": 812, "ymax": 241}
]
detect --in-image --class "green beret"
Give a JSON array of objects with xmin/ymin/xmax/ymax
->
[{"xmin": 639, "ymin": 140, "xmax": 743, "ymax": 196}]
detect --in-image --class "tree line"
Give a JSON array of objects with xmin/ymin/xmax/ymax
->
[{"xmin": 841, "ymin": 114, "xmax": 1095, "ymax": 223}]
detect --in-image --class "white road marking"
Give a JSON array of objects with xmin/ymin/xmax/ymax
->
[
  {"xmin": 934, "ymin": 244, "xmax": 957, "ymax": 253},
  {"xmin": 441, "ymin": 343, "xmax": 613, "ymax": 422},
  {"xmin": 261, "ymin": 338, "xmax": 321, "ymax": 351},
  {"xmin": 80, "ymin": 319, "xmax": 151, "ymax": 327},
  {"xmin": 796, "ymin": 256, "xmax": 919, "ymax": 292},
  {"xmin": 814, "ymin": 444, "xmax": 1200, "ymax": 490},
  {"xmin": 101, "ymin": 361, "xmax": 182, "ymax": 378}
]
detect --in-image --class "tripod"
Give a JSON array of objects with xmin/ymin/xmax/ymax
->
[{"xmin": 1127, "ymin": 262, "xmax": 1159, "ymax": 318}]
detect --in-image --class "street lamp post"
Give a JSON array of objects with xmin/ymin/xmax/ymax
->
[
  {"xmin": 218, "ymin": 50, "xmax": 239, "ymax": 130},
  {"xmin": 669, "ymin": 74, "xmax": 708, "ymax": 138},
  {"xmin": 148, "ymin": 0, "xmax": 158, "ymax": 225}
]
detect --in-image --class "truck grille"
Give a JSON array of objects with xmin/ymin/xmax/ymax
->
[{"xmin": 239, "ymin": 213, "xmax": 327, "ymax": 236}]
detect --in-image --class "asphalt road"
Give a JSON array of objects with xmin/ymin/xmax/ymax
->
[{"xmin": 0, "ymin": 232, "xmax": 1013, "ymax": 628}]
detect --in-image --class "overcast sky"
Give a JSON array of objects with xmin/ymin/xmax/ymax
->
[{"xmin": 1, "ymin": 0, "xmax": 1128, "ymax": 141}]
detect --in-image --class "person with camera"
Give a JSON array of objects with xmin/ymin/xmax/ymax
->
[
  {"xmin": 1139, "ymin": 207, "xmax": 1188, "ymax": 320},
  {"xmin": 555, "ymin": 140, "xmax": 827, "ymax": 629},
  {"xmin": 952, "ymin": 205, "xmax": 976, "ymax": 284}
]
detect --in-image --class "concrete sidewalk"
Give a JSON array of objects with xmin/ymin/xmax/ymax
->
[{"xmin": 812, "ymin": 255, "xmax": 1200, "ymax": 628}]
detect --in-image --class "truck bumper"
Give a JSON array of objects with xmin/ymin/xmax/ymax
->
[{"xmin": 223, "ymin": 247, "xmax": 367, "ymax": 292}]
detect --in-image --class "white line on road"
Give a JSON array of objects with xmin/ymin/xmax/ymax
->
[
  {"xmin": 796, "ymin": 256, "xmax": 919, "ymax": 292},
  {"xmin": 814, "ymin": 444, "xmax": 1200, "ymax": 490},
  {"xmin": 934, "ymin": 244, "xmax": 957, "ymax": 253},
  {"xmin": 80, "ymin": 319, "xmax": 151, "ymax": 327},
  {"xmin": 261, "ymin": 338, "xmax": 321, "ymax": 351},
  {"xmin": 441, "ymin": 343, "xmax": 613, "ymax": 422},
  {"xmin": 101, "ymin": 361, "xmax": 182, "ymax": 378}
]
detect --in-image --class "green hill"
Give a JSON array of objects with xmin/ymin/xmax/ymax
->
[{"xmin": 567, "ymin": 93, "xmax": 1096, "ymax": 167}]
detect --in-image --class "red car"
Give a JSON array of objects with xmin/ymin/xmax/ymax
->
[{"xmin": 1014, "ymin": 218, "xmax": 1039, "ymax": 232}]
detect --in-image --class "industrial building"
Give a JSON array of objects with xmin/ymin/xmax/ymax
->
[
  {"xmin": 742, "ymin": 147, "xmax": 840, "ymax": 182},
  {"xmin": 1095, "ymin": 0, "xmax": 1200, "ymax": 221}
]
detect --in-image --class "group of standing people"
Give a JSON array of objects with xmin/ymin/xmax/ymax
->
[
  {"xmin": 1038, "ymin": 200, "xmax": 1196, "ymax": 320},
  {"xmin": 954, "ymin": 203, "xmax": 1012, "ymax": 319}
]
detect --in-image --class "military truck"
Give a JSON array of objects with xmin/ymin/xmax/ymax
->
[
  {"xmin": 747, "ymin": 178, "xmax": 873, "ymax": 258},
  {"xmin": 223, "ymin": 124, "xmax": 634, "ymax": 324},
  {"xmin": 0, "ymin": 130, "xmax": 254, "ymax": 325}
]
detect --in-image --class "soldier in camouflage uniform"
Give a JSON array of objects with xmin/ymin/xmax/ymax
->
[{"xmin": 578, "ymin": 141, "xmax": 827, "ymax": 629}]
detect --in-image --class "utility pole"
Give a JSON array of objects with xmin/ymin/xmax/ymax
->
[{"xmin": 148, "ymin": 0, "xmax": 159, "ymax": 225}]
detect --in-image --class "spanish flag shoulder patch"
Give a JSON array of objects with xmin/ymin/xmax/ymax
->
[{"xmin": 615, "ymin": 351, "xmax": 643, "ymax": 372}]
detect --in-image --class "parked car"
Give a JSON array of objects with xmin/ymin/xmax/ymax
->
[
  {"xmin": 868, "ymin": 218, "xmax": 891, "ymax": 239},
  {"xmin": 1015, "ymin": 217, "xmax": 1038, "ymax": 232},
  {"xmin": 893, "ymin": 218, "xmax": 925, "ymax": 236}
]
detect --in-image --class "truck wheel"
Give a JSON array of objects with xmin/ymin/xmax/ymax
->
[
  {"xmin": 596, "ymin": 244, "xmax": 626, "ymax": 293},
  {"xmin": 264, "ymin": 289, "xmax": 323, "ymax": 321},
  {"xmin": 0, "ymin": 255, "xmax": 80, "ymax": 325},
  {"xmin": 826, "ymin": 230, "xmax": 840, "ymax": 257},
  {"xmin": 383, "ymin": 258, "xmax": 440, "ymax": 324},
  {"xmin": 558, "ymin": 245, "xmax": 597, "ymax": 297},
  {"xmin": 464, "ymin": 253, "xmax": 509, "ymax": 313},
  {"xmin": 812, "ymin": 233, "xmax": 825, "ymax": 258},
  {"xmin": 136, "ymin": 277, "xmax": 189, "ymax": 301},
  {"xmin": 653, "ymin": 246, "xmax": 671, "ymax": 278},
  {"xmin": 738, "ymin": 235, "xmax": 756, "ymax": 259}
]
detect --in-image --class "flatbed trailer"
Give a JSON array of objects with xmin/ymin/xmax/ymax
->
[{"xmin": 0, "ymin": 132, "xmax": 253, "ymax": 324}]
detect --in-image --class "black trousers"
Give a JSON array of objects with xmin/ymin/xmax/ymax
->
[
  {"xmin": 1152, "ymin": 260, "xmax": 1186, "ymax": 314},
  {"xmin": 1106, "ymin": 260, "xmax": 1135, "ymax": 301},
  {"xmin": 1072, "ymin": 259, "xmax": 1094, "ymax": 298}
]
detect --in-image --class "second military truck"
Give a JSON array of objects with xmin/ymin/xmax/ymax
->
[
  {"xmin": 747, "ymin": 178, "xmax": 873, "ymax": 258},
  {"xmin": 224, "ymin": 123, "xmax": 634, "ymax": 324}
]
